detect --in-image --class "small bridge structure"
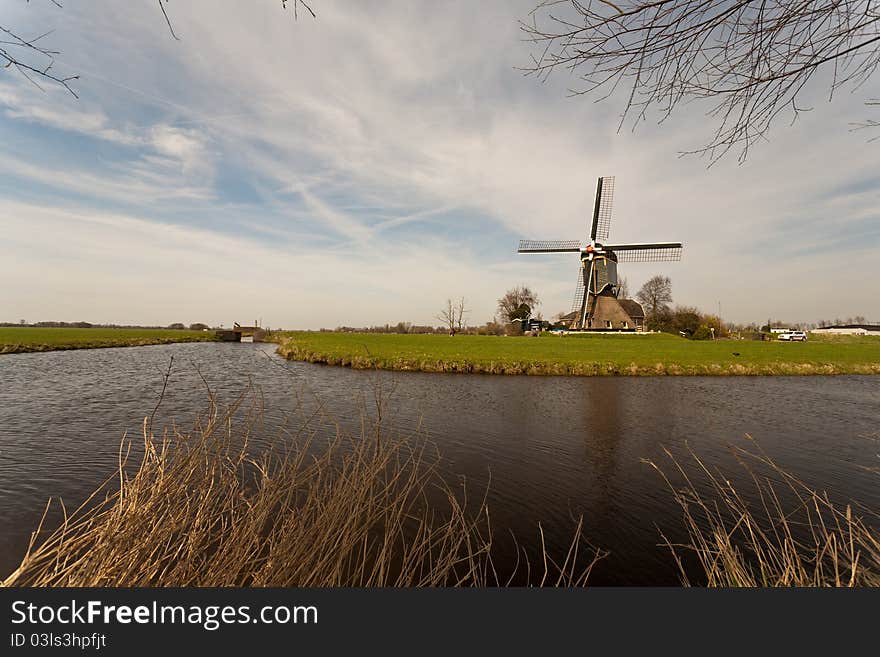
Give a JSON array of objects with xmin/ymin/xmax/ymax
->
[{"xmin": 214, "ymin": 322, "xmax": 265, "ymax": 342}]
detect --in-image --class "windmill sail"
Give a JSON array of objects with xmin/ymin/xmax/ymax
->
[
  {"xmin": 604, "ymin": 242, "xmax": 682, "ymax": 262},
  {"xmin": 518, "ymin": 240, "xmax": 582, "ymax": 253},
  {"xmin": 570, "ymin": 264, "xmax": 586, "ymax": 316},
  {"xmin": 590, "ymin": 176, "xmax": 615, "ymax": 242}
]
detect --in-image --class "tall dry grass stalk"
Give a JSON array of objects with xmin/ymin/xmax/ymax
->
[
  {"xmin": 2, "ymin": 392, "xmax": 602, "ymax": 587},
  {"xmin": 647, "ymin": 439, "xmax": 880, "ymax": 587}
]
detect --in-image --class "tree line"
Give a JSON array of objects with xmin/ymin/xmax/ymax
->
[
  {"xmin": 326, "ymin": 287, "xmax": 542, "ymax": 336},
  {"xmin": 336, "ymin": 279, "xmax": 728, "ymax": 338},
  {"xmin": 632, "ymin": 275, "xmax": 723, "ymax": 339},
  {"xmin": 2, "ymin": 321, "xmax": 213, "ymax": 330}
]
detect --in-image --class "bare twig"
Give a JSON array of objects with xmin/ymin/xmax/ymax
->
[
  {"xmin": 3, "ymin": 1, "xmax": 318, "ymax": 97},
  {"xmin": 0, "ymin": 20, "xmax": 79, "ymax": 97},
  {"xmin": 147, "ymin": 355, "xmax": 174, "ymax": 437},
  {"xmin": 522, "ymin": 1, "xmax": 880, "ymax": 162},
  {"xmin": 157, "ymin": 0, "xmax": 180, "ymax": 41}
]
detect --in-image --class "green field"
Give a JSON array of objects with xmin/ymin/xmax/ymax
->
[
  {"xmin": 273, "ymin": 331, "xmax": 880, "ymax": 376},
  {"xmin": 0, "ymin": 327, "xmax": 218, "ymax": 354}
]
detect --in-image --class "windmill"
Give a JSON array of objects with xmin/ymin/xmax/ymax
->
[{"xmin": 518, "ymin": 177, "xmax": 682, "ymax": 330}]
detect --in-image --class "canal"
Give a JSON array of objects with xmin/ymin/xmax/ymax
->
[{"xmin": 1, "ymin": 342, "xmax": 877, "ymax": 584}]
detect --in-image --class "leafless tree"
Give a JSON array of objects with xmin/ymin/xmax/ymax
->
[
  {"xmin": 437, "ymin": 297, "xmax": 468, "ymax": 336},
  {"xmin": 455, "ymin": 296, "xmax": 469, "ymax": 333},
  {"xmin": 2, "ymin": 1, "xmax": 315, "ymax": 97},
  {"xmin": 616, "ymin": 276, "xmax": 630, "ymax": 299},
  {"xmin": 497, "ymin": 285, "xmax": 540, "ymax": 323},
  {"xmin": 522, "ymin": 1, "xmax": 880, "ymax": 162},
  {"xmin": 636, "ymin": 275, "xmax": 672, "ymax": 317}
]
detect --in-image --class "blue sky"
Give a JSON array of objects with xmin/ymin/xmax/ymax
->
[{"xmin": 1, "ymin": 0, "xmax": 878, "ymax": 328}]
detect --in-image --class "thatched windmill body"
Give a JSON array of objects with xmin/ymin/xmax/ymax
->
[{"xmin": 518, "ymin": 177, "xmax": 683, "ymax": 330}]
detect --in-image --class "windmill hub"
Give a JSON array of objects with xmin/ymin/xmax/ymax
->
[
  {"xmin": 517, "ymin": 176, "xmax": 683, "ymax": 331},
  {"xmin": 582, "ymin": 243, "xmax": 606, "ymax": 258}
]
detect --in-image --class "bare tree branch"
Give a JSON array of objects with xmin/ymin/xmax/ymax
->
[
  {"xmin": 283, "ymin": 0, "xmax": 316, "ymax": 20},
  {"xmin": 0, "ymin": 11, "xmax": 79, "ymax": 97},
  {"xmin": 455, "ymin": 296, "xmax": 470, "ymax": 333},
  {"xmin": 850, "ymin": 98, "xmax": 880, "ymax": 140},
  {"xmin": 157, "ymin": 0, "xmax": 180, "ymax": 41},
  {"xmin": 158, "ymin": 0, "xmax": 317, "ymax": 39},
  {"xmin": 2, "ymin": 1, "xmax": 317, "ymax": 98},
  {"xmin": 522, "ymin": 1, "xmax": 880, "ymax": 162}
]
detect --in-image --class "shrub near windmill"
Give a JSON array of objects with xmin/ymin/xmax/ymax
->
[{"xmin": 518, "ymin": 177, "xmax": 683, "ymax": 331}]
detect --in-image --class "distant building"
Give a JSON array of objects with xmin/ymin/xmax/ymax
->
[
  {"xmin": 770, "ymin": 327, "xmax": 792, "ymax": 334},
  {"xmin": 521, "ymin": 318, "xmax": 550, "ymax": 332},
  {"xmin": 812, "ymin": 324, "xmax": 880, "ymax": 336},
  {"xmin": 617, "ymin": 299, "xmax": 646, "ymax": 331}
]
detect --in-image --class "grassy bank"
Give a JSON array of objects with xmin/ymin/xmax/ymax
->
[
  {"xmin": 273, "ymin": 331, "xmax": 880, "ymax": 376},
  {"xmin": 0, "ymin": 327, "xmax": 218, "ymax": 354}
]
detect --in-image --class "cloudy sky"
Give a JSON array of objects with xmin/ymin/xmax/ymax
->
[{"xmin": 1, "ymin": 1, "xmax": 878, "ymax": 329}]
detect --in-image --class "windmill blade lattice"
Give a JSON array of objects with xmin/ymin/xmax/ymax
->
[
  {"xmin": 517, "ymin": 240, "xmax": 582, "ymax": 253},
  {"xmin": 569, "ymin": 265, "xmax": 586, "ymax": 316},
  {"xmin": 590, "ymin": 176, "xmax": 615, "ymax": 242},
  {"xmin": 610, "ymin": 246, "xmax": 682, "ymax": 263}
]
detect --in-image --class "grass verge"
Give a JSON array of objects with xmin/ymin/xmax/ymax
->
[
  {"xmin": 0, "ymin": 327, "xmax": 217, "ymax": 354},
  {"xmin": 273, "ymin": 332, "xmax": 880, "ymax": 376}
]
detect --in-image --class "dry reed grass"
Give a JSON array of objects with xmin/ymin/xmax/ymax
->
[
  {"xmin": 2, "ymin": 389, "xmax": 602, "ymax": 587},
  {"xmin": 647, "ymin": 439, "xmax": 880, "ymax": 587}
]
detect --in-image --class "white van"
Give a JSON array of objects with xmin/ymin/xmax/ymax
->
[{"xmin": 778, "ymin": 331, "xmax": 807, "ymax": 342}]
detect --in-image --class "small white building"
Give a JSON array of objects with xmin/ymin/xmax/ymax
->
[{"xmin": 811, "ymin": 324, "xmax": 880, "ymax": 336}]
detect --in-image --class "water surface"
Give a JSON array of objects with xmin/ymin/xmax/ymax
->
[{"xmin": 1, "ymin": 342, "xmax": 877, "ymax": 584}]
